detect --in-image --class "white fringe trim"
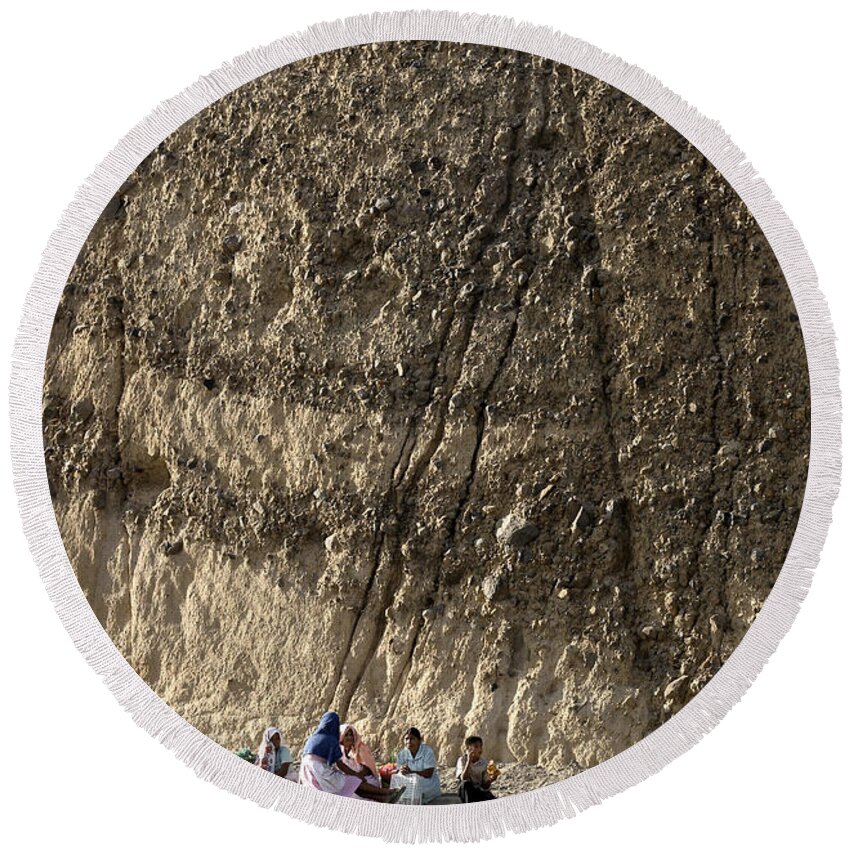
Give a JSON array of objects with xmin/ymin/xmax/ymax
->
[{"xmin": 8, "ymin": 8, "xmax": 841, "ymax": 843}]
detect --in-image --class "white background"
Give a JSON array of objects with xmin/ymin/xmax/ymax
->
[{"xmin": 1, "ymin": 1, "xmax": 847, "ymax": 847}]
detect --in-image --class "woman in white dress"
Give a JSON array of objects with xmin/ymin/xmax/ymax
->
[{"xmin": 395, "ymin": 726, "xmax": 442, "ymax": 804}]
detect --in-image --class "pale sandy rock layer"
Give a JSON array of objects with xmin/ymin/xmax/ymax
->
[{"xmin": 43, "ymin": 41, "xmax": 809, "ymax": 777}]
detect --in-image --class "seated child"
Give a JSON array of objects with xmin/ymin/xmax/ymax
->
[{"xmin": 455, "ymin": 735, "xmax": 497, "ymax": 803}]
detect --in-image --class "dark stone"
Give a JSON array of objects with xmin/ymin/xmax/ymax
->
[
  {"xmin": 572, "ymin": 505, "xmax": 595, "ymax": 531},
  {"xmin": 222, "ymin": 233, "xmax": 243, "ymax": 254},
  {"xmin": 73, "ymin": 398, "xmax": 94, "ymax": 422}
]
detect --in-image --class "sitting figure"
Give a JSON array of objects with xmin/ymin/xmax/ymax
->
[
  {"xmin": 456, "ymin": 735, "xmax": 497, "ymax": 803},
  {"xmin": 339, "ymin": 723, "xmax": 381, "ymax": 788},
  {"xmin": 299, "ymin": 711, "xmax": 402, "ymax": 802},
  {"xmin": 395, "ymin": 727, "xmax": 442, "ymax": 804},
  {"xmin": 255, "ymin": 726, "xmax": 293, "ymax": 779}
]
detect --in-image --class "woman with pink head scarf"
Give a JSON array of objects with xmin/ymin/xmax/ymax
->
[{"xmin": 339, "ymin": 722, "xmax": 381, "ymax": 788}]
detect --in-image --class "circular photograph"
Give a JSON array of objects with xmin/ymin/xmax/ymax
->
[{"xmin": 42, "ymin": 40, "xmax": 809, "ymax": 805}]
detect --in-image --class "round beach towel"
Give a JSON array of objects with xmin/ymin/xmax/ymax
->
[{"xmin": 9, "ymin": 10, "xmax": 840, "ymax": 842}]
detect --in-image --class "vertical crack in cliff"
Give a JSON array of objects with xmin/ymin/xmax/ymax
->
[
  {"xmin": 570, "ymin": 72, "xmax": 636, "ymax": 603},
  {"xmin": 333, "ymin": 77, "xmax": 529, "ymax": 715},
  {"xmin": 346, "ymin": 53, "xmax": 540, "ymax": 717},
  {"xmin": 696, "ymin": 159, "xmax": 731, "ymax": 638},
  {"xmin": 441, "ymin": 59, "xmax": 552, "ymax": 558},
  {"xmin": 383, "ymin": 60, "xmax": 552, "ymax": 714},
  {"xmin": 110, "ymin": 284, "xmax": 135, "ymax": 630}
]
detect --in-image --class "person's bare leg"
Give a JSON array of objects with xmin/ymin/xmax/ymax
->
[{"xmin": 355, "ymin": 782, "xmax": 403, "ymax": 803}]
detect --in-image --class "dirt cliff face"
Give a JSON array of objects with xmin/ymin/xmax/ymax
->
[{"xmin": 43, "ymin": 41, "xmax": 809, "ymax": 776}]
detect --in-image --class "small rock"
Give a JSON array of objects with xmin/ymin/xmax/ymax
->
[
  {"xmin": 663, "ymin": 674, "xmax": 690, "ymax": 702},
  {"xmin": 571, "ymin": 505, "xmax": 594, "ymax": 532},
  {"xmin": 222, "ymin": 233, "xmax": 243, "ymax": 254},
  {"xmin": 751, "ymin": 547, "xmax": 766, "ymax": 564},
  {"xmin": 422, "ymin": 603, "xmax": 445, "ymax": 621},
  {"xmin": 73, "ymin": 398, "xmax": 94, "ymax": 422},
  {"xmin": 604, "ymin": 497, "xmax": 625, "ymax": 521},
  {"xmin": 374, "ymin": 196, "xmax": 394, "ymax": 212},
  {"xmin": 495, "ymin": 514, "xmax": 539, "ymax": 547},
  {"xmin": 163, "ymin": 539, "xmax": 183, "ymax": 556},
  {"xmin": 581, "ymin": 266, "xmax": 599, "ymax": 288},
  {"xmin": 324, "ymin": 534, "xmax": 339, "ymax": 553},
  {"xmin": 482, "ymin": 574, "xmax": 501, "ymax": 600}
]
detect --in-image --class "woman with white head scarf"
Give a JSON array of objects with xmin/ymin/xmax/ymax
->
[{"xmin": 255, "ymin": 726, "xmax": 293, "ymax": 779}]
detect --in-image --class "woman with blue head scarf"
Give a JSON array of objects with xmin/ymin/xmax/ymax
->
[{"xmin": 299, "ymin": 711, "xmax": 403, "ymax": 802}]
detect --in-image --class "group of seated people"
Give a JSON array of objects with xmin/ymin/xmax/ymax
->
[{"xmin": 255, "ymin": 711, "xmax": 498, "ymax": 804}]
